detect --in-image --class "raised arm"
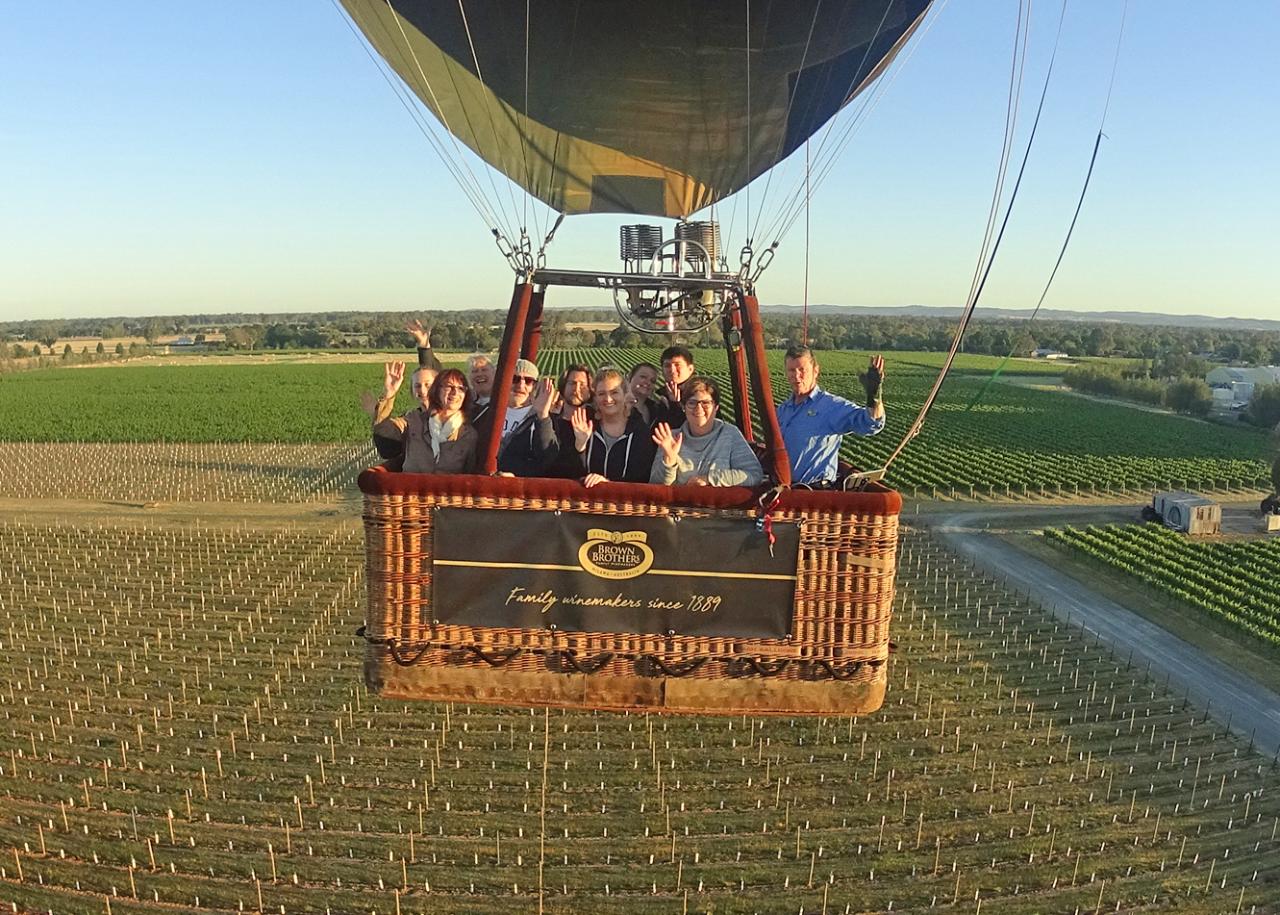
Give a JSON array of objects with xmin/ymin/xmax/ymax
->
[
  {"xmin": 858, "ymin": 354, "xmax": 885, "ymax": 422},
  {"xmin": 407, "ymin": 319, "xmax": 444, "ymax": 371}
]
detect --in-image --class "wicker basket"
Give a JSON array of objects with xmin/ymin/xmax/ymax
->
[{"xmin": 359, "ymin": 468, "xmax": 900, "ymax": 715}]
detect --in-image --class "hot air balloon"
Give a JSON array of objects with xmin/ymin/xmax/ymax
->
[{"xmin": 352, "ymin": 1, "xmax": 926, "ymax": 714}]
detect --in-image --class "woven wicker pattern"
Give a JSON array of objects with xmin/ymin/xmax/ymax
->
[{"xmin": 360, "ymin": 472, "xmax": 899, "ymax": 704}]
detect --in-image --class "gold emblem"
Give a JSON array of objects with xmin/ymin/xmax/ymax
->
[{"xmin": 578, "ymin": 529, "xmax": 654, "ymax": 580}]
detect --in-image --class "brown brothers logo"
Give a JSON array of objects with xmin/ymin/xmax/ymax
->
[{"xmin": 578, "ymin": 529, "xmax": 654, "ymax": 580}]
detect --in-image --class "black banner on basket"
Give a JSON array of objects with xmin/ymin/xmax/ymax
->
[{"xmin": 431, "ymin": 507, "xmax": 799, "ymax": 639}]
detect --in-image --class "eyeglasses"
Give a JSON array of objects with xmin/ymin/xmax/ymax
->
[
  {"xmin": 513, "ymin": 375, "xmax": 537, "ymax": 386},
  {"xmin": 685, "ymin": 398, "xmax": 716, "ymax": 411},
  {"xmin": 441, "ymin": 384, "xmax": 467, "ymax": 394}
]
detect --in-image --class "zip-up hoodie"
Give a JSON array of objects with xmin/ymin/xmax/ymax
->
[
  {"xmin": 581, "ymin": 412, "xmax": 658, "ymax": 483},
  {"xmin": 649, "ymin": 419, "xmax": 764, "ymax": 487},
  {"xmin": 473, "ymin": 406, "xmax": 559, "ymax": 477}
]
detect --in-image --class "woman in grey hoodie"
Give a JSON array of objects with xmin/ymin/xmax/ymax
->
[{"xmin": 650, "ymin": 376, "xmax": 764, "ymax": 487}]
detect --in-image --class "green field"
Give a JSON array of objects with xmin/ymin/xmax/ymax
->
[
  {"xmin": 2, "ymin": 517, "xmax": 1277, "ymax": 914},
  {"xmin": 1046, "ymin": 523, "xmax": 1280, "ymax": 648},
  {"xmin": 0, "ymin": 350, "xmax": 1270, "ymax": 496}
]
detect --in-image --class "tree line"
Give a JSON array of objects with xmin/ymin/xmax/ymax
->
[{"xmin": 5, "ymin": 310, "xmax": 1280, "ymax": 363}]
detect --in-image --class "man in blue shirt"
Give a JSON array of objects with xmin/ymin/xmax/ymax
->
[{"xmin": 776, "ymin": 345, "xmax": 885, "ymax": 486}]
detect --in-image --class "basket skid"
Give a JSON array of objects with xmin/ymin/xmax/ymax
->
[{"xmin": 365, "ymin": 648, "xmax": 886, "ymax": 716}]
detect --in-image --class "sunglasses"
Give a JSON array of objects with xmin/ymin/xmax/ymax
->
[{"xmin": 513, "ymin": 375, "xmax": 537, "ymax": 385}]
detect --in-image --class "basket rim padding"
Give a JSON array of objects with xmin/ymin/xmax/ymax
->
[{"xmin": 358, "ymin": 464, "xmax": 902, "ymax": 516}]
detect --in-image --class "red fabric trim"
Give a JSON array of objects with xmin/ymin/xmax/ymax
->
[{"xmin": 358, "ymin": 465, "xmax": 901, "ymax": 517}]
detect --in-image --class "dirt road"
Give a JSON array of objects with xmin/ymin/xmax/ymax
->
[{"xmin": 929, "ymin": 504, "xmax": 1280, "ymax": 757}]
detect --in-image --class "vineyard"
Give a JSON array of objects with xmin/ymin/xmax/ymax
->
[
  {"xmin": 2, "ymin": 515, "xmax": 1279, "ymax": 914},
  {"xmin": 1045, "ymin": 523, "xmax": 1280, "ymax": 649},
  {"xmin": 0, "ymin": 351, "xmax": 1271, "ymax": 497},
  {"xmin": 0, "ymin": 442, "xmax": 373, "ymax": 503}
]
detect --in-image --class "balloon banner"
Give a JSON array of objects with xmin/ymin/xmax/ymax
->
[{"xmin": 431, "ymin": 507, "xmax": 799, "ymax": 638}]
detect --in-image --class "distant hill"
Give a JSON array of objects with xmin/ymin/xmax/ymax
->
[{"xmin": 763, "ymin": 304, "xmax": 1280, "ymax": 332}]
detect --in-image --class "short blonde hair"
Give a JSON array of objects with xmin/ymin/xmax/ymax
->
[{"xmin": 593, "ymin": 366, "xmax": 626, "ymax": 391}]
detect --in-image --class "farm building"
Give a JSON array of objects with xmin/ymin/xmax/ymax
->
[
  {"xmin": 1146, "ymin": 490, "xmax": 1221, "ymax": 535},
  {"xmin": 1205, "ymin": 365, "xmax": 1280, "ymax": 407}
]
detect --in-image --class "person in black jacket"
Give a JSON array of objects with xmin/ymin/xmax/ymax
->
[
  {"xmin": 626, "ymin": 361, "xmax": 662, "ymax": 427},
  {"xmin": 651, "ymin": 344, "xmax": 696, "ymax": 428},
  {"xmin": 546, "ymin": 363, "xmax": 594, "ymax": 478},
  {"xmin": 572, "ymin": 367, "xmax": 658, "ymax": 487}
]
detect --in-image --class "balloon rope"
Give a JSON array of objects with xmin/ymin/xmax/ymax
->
[
  {"xmin": 964, "ymin": 0, "xmax": 1127, "ymax": 413},
  {"xmin": 522, "ymin": 0, "xmax": 533, "ymax": 239},
  {"xmin": 883, "ymin": 0, "xmax": 1045, "ymax": 472},
  {"xmin": 959, "ymin": 0, "xmax": 1032, "ymax": 319},
  {"xmin": 964, "ymin": 129, "xmax": 1104, "ymax": 412}
]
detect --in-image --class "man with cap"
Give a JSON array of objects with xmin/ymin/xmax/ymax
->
[{"xmin": 475, "ymin": 358, "xmax": 560, "ymax": 477}]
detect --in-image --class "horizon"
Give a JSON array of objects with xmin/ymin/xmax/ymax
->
[
  {"xmin": 3, "ymin": 3, "xmax": 1278, "ymax": 322},
  {"xmin": 6, "ymin": 302, "xmax": 1280, "ymax": 336}
]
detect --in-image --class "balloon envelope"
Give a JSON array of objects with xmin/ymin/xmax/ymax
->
[{"xmin": 342, "ymin": 0, "xmax": 932, "ymax": 217}]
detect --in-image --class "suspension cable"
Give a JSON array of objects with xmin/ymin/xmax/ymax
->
[
  {"xmin": 456, "ymin": 0, "xmax": 529, "ymax": 247},
  {"xmin": 743, "ymin": 0, "xmax": 752, "ymax": 245},
  {"xmin": 332, "ymin": 0, "xmax": 506, "ymax": 237},
  {"xmin": 746, "ymin": 0, "xmax": 824, "ymax": 247},
  {"xmin": 802, "ymin": 138, "xmax": 811, "ymax": 346},
  {"xmin": 377, "ymin": 0, "xmax": 519, "ymax": 245},
  {"xmin": 759, "ymin": 0, "xmax": 949, "ymax": 256}
]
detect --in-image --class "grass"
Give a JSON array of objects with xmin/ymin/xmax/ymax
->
[{"xmin": 0, "ymin": 350, "xmax": 1271, "ymax": 495}]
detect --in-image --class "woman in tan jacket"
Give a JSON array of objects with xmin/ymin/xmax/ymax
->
[{"xmin": 373, "ymin": 366, "xmax": 478, "ymax": 473}]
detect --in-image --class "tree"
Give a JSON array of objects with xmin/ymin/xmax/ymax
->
[
  {"xmin": 1240, "ymin": 343, "xmax": 1267, "ymax": 366},
  {"xmin": 96, "ymin": 341, "xmax": 105, "ymax": 354},
  {"xmin": 1012, "ymin": 330, "xmax": 1037, "ymax": 356},
  {"xmin": 115, "ymin": 342, "xmax": 125, "ymax": 356},
  {"xmin": 34, "ymin": 322, "xmax": 62, "ymax": 348},
  {"xmin": 224, "ymin": 326, "xmax": 254, "ymax": 349},
  {"xmin": 1245, "ymin": 383, "xmax": 1280, "ymax": 429},
  {"xmin": 1163, "ymin": 378, "xmax": 1213, "ymax": 416},
  {"xmin": 142, "ymin": 319, "xmax": 168, "ymax": 344},
  {"xmin": 297, "ymin": 327, "xmax": 333, "ymax": 349},
  {"xmin": 62, "ymin": 343, "xmax": 73, "ymax": 358},
  {"xmin": 264, "ymin": 324, "xmax": 300, "ymax": 349}
]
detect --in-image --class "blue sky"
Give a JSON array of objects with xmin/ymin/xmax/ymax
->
[{"xmin": 1, "ymin": 2, "xmax": 1276, "ymax": 322}]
